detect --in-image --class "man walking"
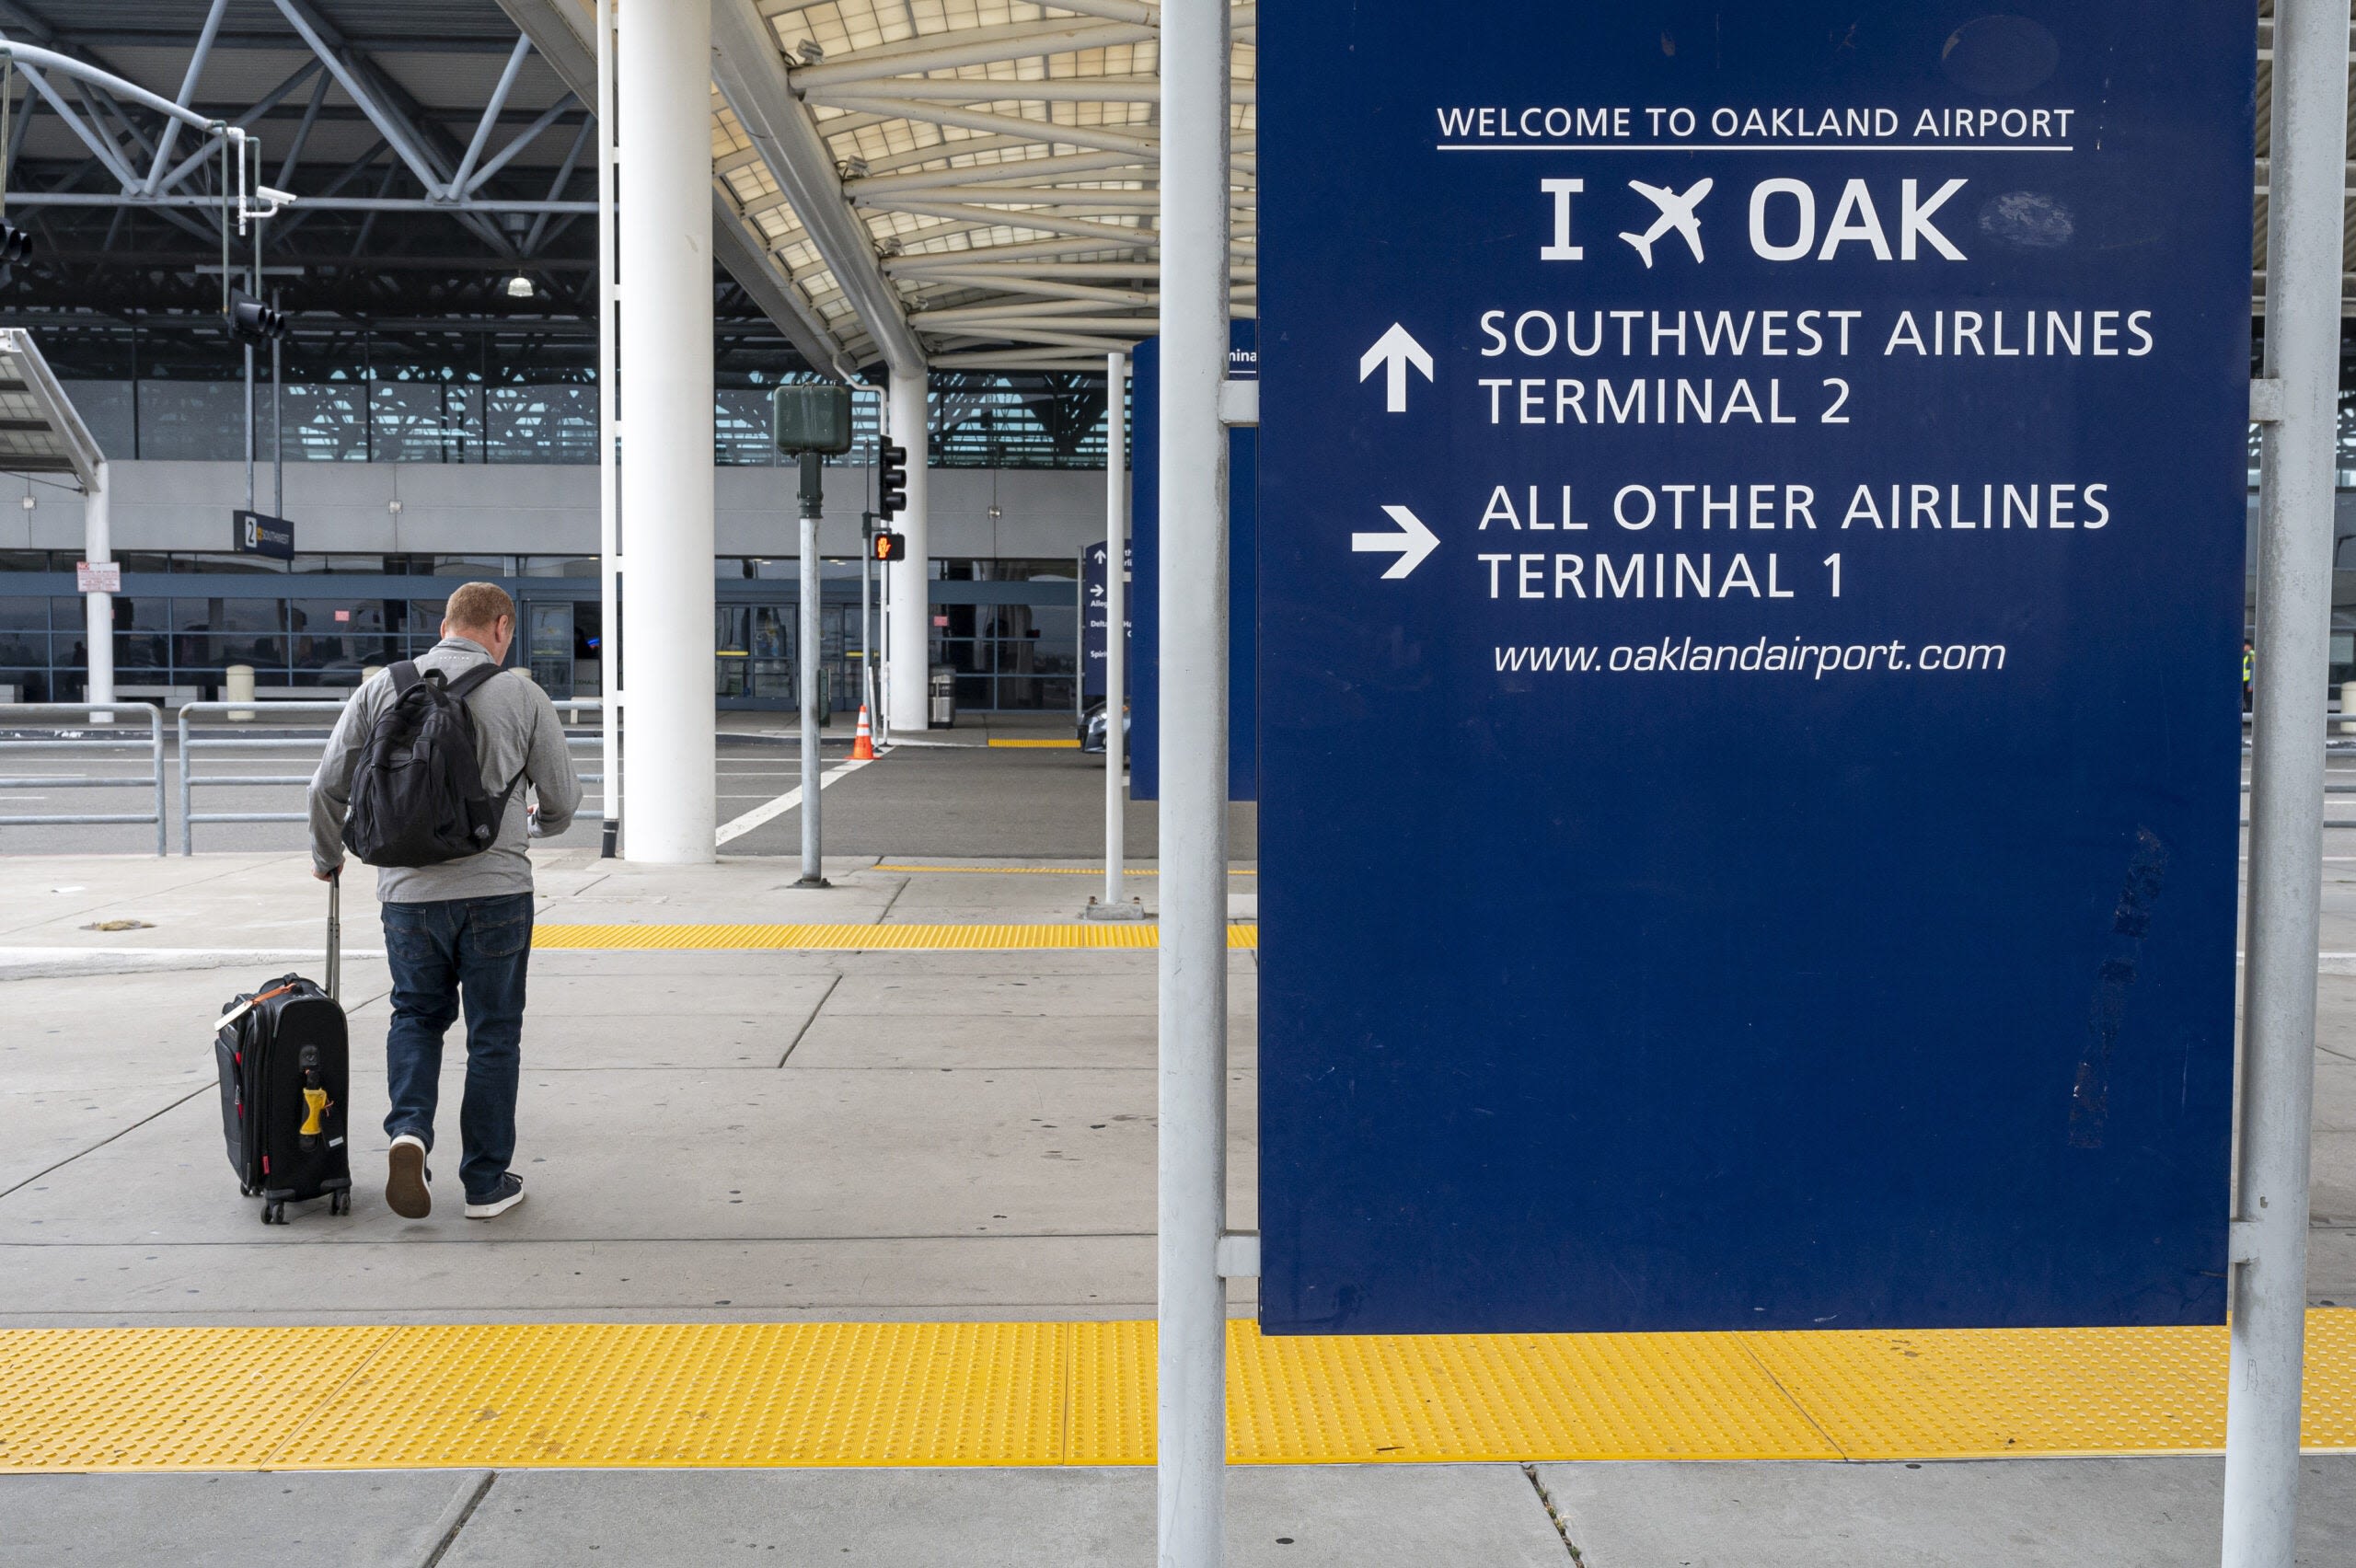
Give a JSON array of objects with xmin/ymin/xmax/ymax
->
[{"xmin": 307, "ymin": 582, "xmax": 581, "ymax": 1220}]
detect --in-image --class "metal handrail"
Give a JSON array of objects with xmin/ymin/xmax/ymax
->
[
  {"xmin": 178, "ymin": 695, "xmax": 606, "ymax": 855},
  {"xmin": 178, "ymin": 700, "xmax": 344, "ymax": 856},
  {"xmin": 0, "ymin": 702, "xmax": 167, "ymax": 854}
]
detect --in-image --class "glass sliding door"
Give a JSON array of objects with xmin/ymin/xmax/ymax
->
[
  {"xmin": 750, "ymin": 605, "xmax": 792, "ymax": 703},
  {"xmin": 715, "ymin": 605, "xmax": 751, "ymax": 699},
  {"xmin": 526, "ymin": 603, "xmax": 573, "ymax": 698}
]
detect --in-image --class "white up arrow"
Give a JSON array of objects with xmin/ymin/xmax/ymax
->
[
  {"xmin": 1352, "ymin": 504, "xmax": 1440, "ymax": 580},
  {"xmin": 1357, "ymin": 323, "xmax": 1434, "ymax": 413}
]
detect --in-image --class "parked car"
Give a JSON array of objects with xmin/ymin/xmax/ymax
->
[{"xmin": 1080, "ymin": 697, "xmax": 1130, "ymax": 755}]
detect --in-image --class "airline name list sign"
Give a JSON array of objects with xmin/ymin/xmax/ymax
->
[{"xmin": 1255, "ymin": 4, "xmax": 2253, "ymax": 1333}]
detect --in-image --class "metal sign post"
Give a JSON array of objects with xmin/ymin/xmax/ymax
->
[
  {"xmin": 775, "ymin": 383, "xmax": 854, "ymax": 884},
  {"xmin": 2225, "ymin": 3, "xmax": 2346, "ymax": 1562},
  {"xmin": 796, "ymin": 450, "xmax": 827, "ymax": 886},
  {"xmin": 1158, "ymin": 0, "xmax": 1233, "ymax": 1562}
]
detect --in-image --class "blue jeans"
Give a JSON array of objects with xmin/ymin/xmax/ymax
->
[{"xmin": 381, "ymin": 892, "xmax": 534, "ymax": 1202}]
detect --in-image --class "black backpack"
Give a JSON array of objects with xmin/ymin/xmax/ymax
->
[{"xmin": 341, "ymin": 662, "xmax": 519, "ymax": 868}]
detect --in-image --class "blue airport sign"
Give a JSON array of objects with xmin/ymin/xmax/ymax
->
[
  {"xmin": 1256, "ymin": 3, "xmax": 2253, "ymax": 1332},
  {"xmin": 234, "ymin": 509, "xmax": 294, "ymax": 560}
]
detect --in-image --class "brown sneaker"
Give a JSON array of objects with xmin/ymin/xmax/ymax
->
[{"xmin": 386, "ymin": 1133, "xmax": 431, "ymax": 1218}]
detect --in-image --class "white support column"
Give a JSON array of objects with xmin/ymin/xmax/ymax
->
[
  {"xmin": 595, "ymin": 0, "xmax": 620, "ymax": 856},
  {"xmin": 1157, "ymin": 0, "xmax": 1232, "ymax": 1562},
  {"xmin": 2223, "ymin": 1, "xmax": 2347, "ymax": 1563},
  {"xmin": 886, "ymin": 369, "xmax": 931, "ymax": 736},
  {"xmin": 616, "ymin": 0, "xmax": 715, "ymax": 862},
  {"xmin": 83, "ymin": 461, "xmax": 113, "ymax": 717}
]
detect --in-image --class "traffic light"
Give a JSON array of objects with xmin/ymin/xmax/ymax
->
[
  {"xmin": 773, "ymin": 382, "xmax": 854, "ymax": 455},
  {"xmin": 877, "ymin": 442, "xmax": 908, "ymax": 517},
  {"xmin": 871, "ymin": 530, "xmax": 907, "ymax": 563},
  {"xmin": 225, "ymin": 288, "xmax": 290, "ymax": 345}
]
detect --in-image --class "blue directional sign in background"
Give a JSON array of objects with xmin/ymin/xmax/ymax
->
[
  {"xmin": 1257, "ymin": 3, "xmax": 2254, "ymax": 1332},
  {"xmin": 1080, "ymin": 539, "xmax": 1129, "ymax": 703}
]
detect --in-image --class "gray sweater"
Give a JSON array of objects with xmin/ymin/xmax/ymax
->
[{"xmin": 307, "ymin": 636, "xmax": 583, "ymax": 904}]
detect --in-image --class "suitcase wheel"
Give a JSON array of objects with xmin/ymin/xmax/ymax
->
[
  {"xmin": 238, "ymin": 1183, "xmax": 253, "ymax": 1198},
  {"xmin": 329, "ymin": 1191, "xmax": 351, "ymax": 1216},
  {"xmin": 261, "ymin": 1201, "xmax": 285, "ymax": 1225}
]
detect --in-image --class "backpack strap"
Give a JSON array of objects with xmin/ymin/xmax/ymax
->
[
  {"xmin": 443, "ymin": 663, "xmax": 508, "ymax": 702},
  {"xmin": 442, "ymin": 663, "xmax": 526, "ymax": 813},
  {"xmin": 390, "ymin": 660, "xmax": 422, "ymax": 693}
]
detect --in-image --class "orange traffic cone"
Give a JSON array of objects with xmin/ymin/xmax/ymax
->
[{"xmin": 849, "ymin": 704, "xmax": 876, "ymax": 760}]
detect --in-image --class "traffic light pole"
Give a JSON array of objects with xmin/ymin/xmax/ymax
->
[
  {"xmin": 271, "ymin": 286, "xmax": 283, "ymax": 518},
  {"xmin": 796, "ymin": 450, "xmax": 828, "ymax": 888},
  {"xmin": 860, "ymin": 512, "xmax": 874, "ymax": 731},
  {"xmin": 244, "ymin": 214, "xmax": 258, "ymax": 514}
]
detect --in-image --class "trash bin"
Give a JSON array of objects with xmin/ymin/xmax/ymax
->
[
  {"xmin": 225, "ymin": 663, "xmax": 256, "ymax": 723},
  {"xmin": 928, "ymin": 665, "xmax": 956, "ymax": 729}
]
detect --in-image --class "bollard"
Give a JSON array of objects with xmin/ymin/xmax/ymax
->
[
  {"xmin": 225, "ymin": 663, "xmax": 256, "ymax": 723},
  {"xmin": 2341, "ymin": 679, "xmax": 2355, "ymax": 735}
]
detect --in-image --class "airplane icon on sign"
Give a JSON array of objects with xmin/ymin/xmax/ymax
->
[{"xmin": 1618, "ymin": 178, "xmax": 1713, "ymax": 268}]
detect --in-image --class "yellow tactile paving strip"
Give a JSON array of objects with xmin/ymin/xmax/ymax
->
[
  {"xmin": 529, "ymin": 923, "xmax": 1258, "ymax": 951},
  {"xmin": 1, "ymin": 1315, "xmax": 2349, "ymax": 1473}
]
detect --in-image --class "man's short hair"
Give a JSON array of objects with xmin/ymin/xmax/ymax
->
[{"xmin": 444, "ymin": 582, "xmax": 515, "ymax": 633}]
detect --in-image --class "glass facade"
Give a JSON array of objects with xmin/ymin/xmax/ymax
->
[
  {"xmin": 0, "ymin": 555, "xmax": 1080, "ymax": 712},
  {"xmin": 49, "ymin": 363, "xmax": 1118, "ymax": 471}
]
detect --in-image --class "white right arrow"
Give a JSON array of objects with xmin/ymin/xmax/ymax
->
[
  {"xmin": 1357, "ymin": 323, "xmax": 1434, "ymax": 413},
  {"xmin": 1352, "ymin": 504, "xmax": 1440, "ymax": 580}
]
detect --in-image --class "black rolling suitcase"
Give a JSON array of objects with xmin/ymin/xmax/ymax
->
[{"xmin": 214, "ymin": 873, "xmax": 353, "ymax": 1224}]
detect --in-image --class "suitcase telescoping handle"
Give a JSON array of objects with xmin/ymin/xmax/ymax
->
[{"xmin": 326, "ymin": 867, "xmax": 341, "ymax": 1002}]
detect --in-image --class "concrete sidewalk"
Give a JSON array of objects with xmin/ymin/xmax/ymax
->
[{"xmin": 4, "ymin": 1458, "xmax": 2351, "ymax": 1567}]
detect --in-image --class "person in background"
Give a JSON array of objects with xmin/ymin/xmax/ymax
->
[{"xmin": 305, "ymin": 582, "xmax": 580, "ymax": 1220}]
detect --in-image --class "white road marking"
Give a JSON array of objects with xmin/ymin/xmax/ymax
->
[{"xmin": 714, "ymin": 758, "xmax": 871, "ymax": 847}]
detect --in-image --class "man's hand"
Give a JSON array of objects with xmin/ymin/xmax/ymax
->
[{"xmin": 315, "ymin": 864, "xmax": 341, "ymax": 883}]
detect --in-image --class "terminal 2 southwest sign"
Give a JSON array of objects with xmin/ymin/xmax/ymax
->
[{"xmin": 1256, "ymin": 4, "xmax": 2253, "ymax": 1332}]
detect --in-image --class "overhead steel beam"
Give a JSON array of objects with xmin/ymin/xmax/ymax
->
[
  {"xmin": 820, "ymin": 96, "xmax": 1159, "ymax": 156},
  {"xmin": 452, "ymin": 33, "xmax": 536, "ymax": 192},
  {"xmin": 847, "ymin": 148, "xmax": 1151, "ymax": 195},
  {"xmin": 880, "ymin": 199, "xmax": 1149, "ymax": 245},
  {"xmin": 493, "ymin": 0, "xmax": 596, "ymax": 95},
  {"xmin": 789, "ymin": 18, "xmax": 1157, "ymax": 89},
  {"xmin": 13, "ymin": 191, "xmax": 595, "ymax": 213},
  {"xmin": 711, "ymin": 190, "xmax": 859, "ymax": 378},
  {"xmin": 492, "ymin": 0, "xmax": 860, "ymax": 371},
  {"xmin": 524, "ymin": 114, "xmax": 595, "ymax": 252},
  {"xmin": 13, "ymin": 63, "xmax": 139, "ymax": 189},
  {"xmin": 710, "ymin": 0, "xmax": 922, "ymax": 376},
  {"xmin": 142, "ymin": 0, "xmax": 229, "ymax": 190},
  {"xmin": 867, "ymin": 187, "xmax": 1234, "ymax": 211},
  {"xmin": 153, "ymin": 59, "xmax": 322, "ymax": 193},
  {"xmin": 271, "ymin": 0, "xmax": 448, "ymax": 197},
  {"xmin": 461, "ymin": 94, "xmax": 578, "ymax": 194},
  {"xmin": 1017, "ymin": 0, "xmax": 1159, "ymax": 22},
  {"xmin": 928, "ymin": 347, "xmax": 1133, "ymax": 369},
  {"xmin": 908, "ymin": 271, "xmax": 1155, "ymax": 305},
  {"xmin": 276, "ymin": 65, "xmax": 330, "ymax": 187}
]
